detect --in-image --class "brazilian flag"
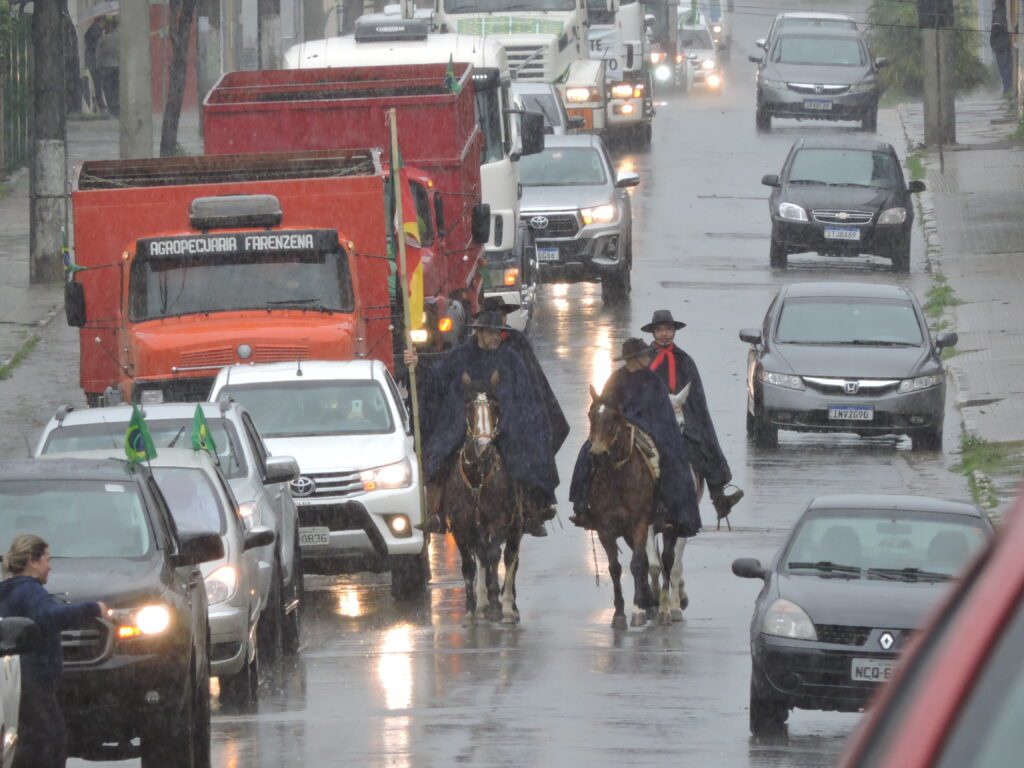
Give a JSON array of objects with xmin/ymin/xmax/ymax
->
[
  {"xmin": 191, "ymin": 405, "xmax": 217, "ymax": 455},
  {"xmin": 125, "ymin": 406, "xmax": 157, "ymax": 464},
  {"xmin": 443, "ymin": 55, "xmax": 461, "ymax": 94}
]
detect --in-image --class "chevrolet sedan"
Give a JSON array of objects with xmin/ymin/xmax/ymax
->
[{"xmin": 740, "ymin": 282, "xmax": 957, "ymax": 450}]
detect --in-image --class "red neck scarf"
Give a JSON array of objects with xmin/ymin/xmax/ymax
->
[{"xmin": 650, "ymin": 343, "xmax": 677, "ymax": 392}]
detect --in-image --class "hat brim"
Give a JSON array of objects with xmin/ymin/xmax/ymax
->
[
  {"xmin": 470, "ymin": 321, "xmax": 512, "ymax": 331},
  {"xmin": 473, "ymin": 301, "xmax": 520, "ymax": 318},
  {"xmin": 614, "ymin": 347, "xmax": 654, "ymax": 362},
  {"xmin": 641, "ymin": 320, "xmax": 686, "ymax": 333}
]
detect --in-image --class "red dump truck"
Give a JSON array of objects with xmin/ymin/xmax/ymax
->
[
  {"xmin": 66, "ymin": 150, "xmax": 397, "ymax": 405},
  {"xmin": 203, "ymin": 62, "xmax": 488, "ymax": 347}
]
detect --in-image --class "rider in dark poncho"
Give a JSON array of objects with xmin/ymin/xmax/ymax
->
[{"xmin": 569, "ymin": 338, "xmax": 702, "ymax": 537}]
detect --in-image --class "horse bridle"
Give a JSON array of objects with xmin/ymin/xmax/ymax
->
[
  {"xmin": 459, "ymin": 392, "xmax": 501, "ymax": 496},
  {"xmin": 592, "ymin": 403, "xmax": 636, "ymax": 470}
]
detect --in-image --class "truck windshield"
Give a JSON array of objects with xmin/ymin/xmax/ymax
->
[
  {"xmin": 0, "ymin": 479, "xmax": 152, "ymax": 558},
  {"xmin": 129, "ymin": 249, "xmax": 354, "ymax": 321},
  {"xmin": 445, "ymin": 0, "xmax": 575, "ymax": 12}
]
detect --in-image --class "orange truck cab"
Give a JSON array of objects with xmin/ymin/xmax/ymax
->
[{"xmin": 66, "ymin": 150, "xmax": 394, "ymax": 405}]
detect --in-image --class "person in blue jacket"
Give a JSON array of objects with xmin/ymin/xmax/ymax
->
[{"xmin": 0, "ymin": 535, "xmax": 105, "ymax": 768}]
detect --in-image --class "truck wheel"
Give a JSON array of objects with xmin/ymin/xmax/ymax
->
[
  {"xmin": 769, "ymin": 238, "xmax": 788, "ymax": 269},
  {"xmin": 911, "ymin": 427, "xmax": 942, "ymax": 452},
  {"xmin": 890, "ymin": 241, "xmax": 910, "ymax": 273},
  {"xmin": 282, "ymin": 536, "xmax": 303, "ymax": 656},
  {"xmin": 256, "ymin": 561, "xmax": 284, "ymax": 665},
  {"xmin": 219, "ymin": 642, "xmax": 259, "ymax": 712},
  {"xmin": 390, "ymin": 549, "xmax": 430, "ymax": 601},
  {"xmin": 142, "ymin": 663, "xmax": 196, "ymax": 768},
  {"xmin": 749, "ymin": 678, "xmax": 789, "ymax": 736}
]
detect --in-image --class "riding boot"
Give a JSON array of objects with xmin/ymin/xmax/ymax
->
[
  {"xmin": 652, "ymin": 504, "xmax": 674, "ymax": 535},
  {"xmin": 523, "ymin": 493, "xmax": 551, "ymax": 537}
]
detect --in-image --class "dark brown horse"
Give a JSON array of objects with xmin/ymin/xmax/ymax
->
[
  {"xmin": 585, "ymin": 385, "xmax": 683, "ymax": 629},
  {"xmin": 443, "ymin": 371, "xmax": 524, "ymax": 623}
]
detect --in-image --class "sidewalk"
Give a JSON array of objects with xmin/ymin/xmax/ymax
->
[
  {"xmin": 0, "ymin": 112, "xmax": 203, "ymax": 373},
  {"xmin": 898, "ymin": 95, "xmax": 1024, "ymax": 508}
]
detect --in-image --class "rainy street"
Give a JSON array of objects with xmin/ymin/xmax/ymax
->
[{"xmin": 0, "ymin": 0, "xmax": 981, "ymax": 766}]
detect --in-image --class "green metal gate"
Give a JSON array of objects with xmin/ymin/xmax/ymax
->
[{"xmin": 0, "ymin": 10, "xmax": 30, "ymax": 176}]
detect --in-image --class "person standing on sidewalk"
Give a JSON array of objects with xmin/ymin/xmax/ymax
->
[
  {"xmin": 95, "ymin": 18, "xmax": 120, "ymax": 116},
  {"xmin": 0, "ymin": 535, "xmax": 105, "ymax": 768},
  {"xmin": 84, "ymin": 18, "xmax": 107, "ymax": 111},
  {"xmin": 991, "ymin": 4, "xmax": 1014, "ymax": 95}
]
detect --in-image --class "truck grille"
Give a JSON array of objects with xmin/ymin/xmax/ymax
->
[
  {"xmin": 815, "ymin": 624, "xmax": 871, "ymax": 646},
  {"xmin": 62, "ymin": 619, "xmax": 109, "ymax": 664},
  {"xmin": 505, "ymin": 44, "xmax": 550, "ymax": 81},
  {"xmin": 523, "ymin": 213, "xmax": 580, "ymax": 239},
  {"xmin": 812, "ymin": 209, "xmax": 874, "ymax": 225},
  {"xmin": 291, "ymin": 470, "xmax": 363, "ymax": 500},
  {"xmin": 180, "ymin": 348, "xmax": 234, "ymax": 367},
  {"xmin": 255, "ymin": 345, "xmax": 309, "ymax": 363}
]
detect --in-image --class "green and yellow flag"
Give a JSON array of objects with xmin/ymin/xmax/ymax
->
[
  {"xmin": 191, "ymin": 405, "xmax": 217, "ymax": 455},
  {"xmin": 125, "ymin": 405, "xmax": 157, "ymax": 464},
  {"xmin": 444, "ymin": 55, "xmax": 461, "ymax": 94}
]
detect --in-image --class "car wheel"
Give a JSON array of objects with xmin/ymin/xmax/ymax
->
[
  {"xmin": 219, "ymin": 641, "xmax": 259, "ymax": 712},
  {"xmin": 749, "ymin": 677, "xmax": 789, "ymax": 736},
  {"xmin": 756, "ymin": 105, "xmax": 771, "ymax": 132},
  {"xmin": 862, "ymin": 108, "xmax": 878, "ymax": 133},
  {"xmin": 194, "ymin": 640, "xmax": 212, "ymax": 768},
  {"xmin": 911, "ymin": 427, "xmax": 942, "ymax": 452},
  {"xmin": 769, "ymin": 238, "xmax": 788, "ymax": 269},
  {"xmin": 141, "ymin": 662, "xmax": 196, "ymax": 768},
  {"xmin": 256, "ymin": 560, "xmax": 284, "ymax": 666},
  {"xmin": 390, "ymin": 548, "xmax": 431, "ymax": 601},
  {"xmin": 282, "ymin": 535, "xmax": 303, "ymax": 656},
  {"xmin": 890, "ymin": 240, "xmax": 910, "ymax": 273},
  {"xmin": 751, "ymin": 408, "xmax": 778, "ymax": 449}
]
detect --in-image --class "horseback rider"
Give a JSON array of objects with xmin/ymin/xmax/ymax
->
[
  {"xmin": 642, "ymin": 310, "xmax": 743, "ymax": 526},
  {"xmin": 403, "ymin": 310, "xmax": 559, "ymax": 537},
  {"xmin": 569, "ymin": 338, "xmax": 702, "ymax": 538}
]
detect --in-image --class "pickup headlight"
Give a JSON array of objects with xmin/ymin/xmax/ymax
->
[
  {"xmin": 611, "ymin": 83, "xmax": 633, "ymax": 99},
  {"xmin": 701, "ymin": 58, "xmax": 715, "ymax": 70},
  {"xmin": 778, "ymin": 202, "xmax": 808, "ymax": 222},
  {"xmin": 763, "ymin": 599, "xmax": 817, "ymax": 640},
  {"xmin": 898, "ymin": 374, "xmax": 943, "ymax": 393},
  {"xmin": 111, "ymin": 604, "xmax": 173, "ymax": 639},
  {"xmin": 848, "ymin": 81, "xmax": 876, "ymax": 94},
  {"xmin": 238, "ymin": 501, "xmax": 258, "ymax": 531},
  {"xmin": 581, "ymin": 203, "xmax": 618, "ymax": 225},
  {"xmin": 361, "ymin": 458, "xmax": 412, "ymax": 491},
  {"xmin": 878, "ymin": 207, "xmax": 908, "ymax": 225},
  {"xmin": 206, "ymin": 565, "xmax": 238, "ymax": 605},
  {"xmin": 759, "ymin": 369, "xmax": 805, "ymax": 390}
]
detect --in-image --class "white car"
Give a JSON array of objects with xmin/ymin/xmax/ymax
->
[
  {"xmin": 209, "ymin": 361, "xmax": 429, "ymax": 600},
  {"xmin": 0, "ymin": 618, "xmax": 38, "ymax": 768},
  {"xmin": 677, "ymin": 20, "xmax": 724, "ymax": 92}
]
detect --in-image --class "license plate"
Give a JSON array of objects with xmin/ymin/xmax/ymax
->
[
  {"xmin": 829, "ymin": 405, "xmax": 875, "ymax": 421},
  {"xmin": 299, "ymin": 527, "xmax": 330, "ymax": 547},
  {"xmin": 537, "ymin": 246, "xmax": 561, "ymax": 262},
  {"xmin": 804, "ymin": 98, "xmax": 832, "ymax": 111},
  {"xmin": 851, "ymin": 658, "xmax": 896, "ymax": 682},
  {"xmin": 824, "ymin": 226, "xmax": 861, "ymax": 241}
]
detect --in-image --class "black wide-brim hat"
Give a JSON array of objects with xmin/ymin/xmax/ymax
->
[
  {"xmin": 473, "ymin": 295, "xmax": 521, "ymax": 318},
  {"xmin": 469, "ymin": 310, "xmax": 512, "ymax": 331},
  {"xmin": 614, "ymin": 337, "xmax": 654, "ymax": 361},
  {"xmin": 641, "ymin": 309, "xmax": 686, "ymax": 333}
]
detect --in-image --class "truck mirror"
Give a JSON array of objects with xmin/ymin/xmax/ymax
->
[
  {"xmin": 471, "ymin": 204, "xmax": 492, "ymax": 245},
  {"xmin": 520, "ymin": 111, "xmax": 545, "ymax": 157},
  {"xmin": 625, "ymin": 43, "xmax": 635, "ymax": 70},
  {"xmin": 65, "ymin": 281, "xmax": 86, "ymax": 328},
  {"xmin": 433, "ymin": 192, "xmax": 446, "ymax": 238}
]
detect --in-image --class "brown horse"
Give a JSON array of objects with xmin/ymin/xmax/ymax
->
[
  {"xmin": 443, "ymin": 371, "xmax": 524, "ymax": 624},
  {"xmin": 585, "ymin": 385, "xmax": 682, "ymax": 629}
]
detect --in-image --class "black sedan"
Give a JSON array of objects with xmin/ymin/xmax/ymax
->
[
  {"xmin": 733, "ymin": 494, "xmax": 993, "ymax": 736},
  {"xmin": 762, "ymin": 138, "xmax": 925, "ymax": 272}
]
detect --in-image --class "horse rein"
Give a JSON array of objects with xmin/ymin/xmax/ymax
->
[
  {"xmin": 460, "ymin": 392, "xmax": 500, "ymax": 496},
  {"xmin": 611, "ymin": 423, "xmax": 637, "ymax": 470}
]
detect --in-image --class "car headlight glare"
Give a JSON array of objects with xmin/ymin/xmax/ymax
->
[
  {"xmin": 611, "ymin": 83, "xmax": 634, "ymax": 99},
  {"xmin": 711, "ymin": 23, "xmax": 723, "ymax": 34},
  {"xmin": 237, "ymin": 501, "xmax": 258, "ymax": 531},
  {"xmin": 655, "ymin": 64, "xmax": 672, "ymax": 82},
  {"xmin": 878, "ymin": 207, "xmax": 908, "ymax": 225},
  {"xmin": 778, "ymin": 202, "xmax": 808, "ymax": 222},
  {"xmin": 565, "ymin": 87, "xmax": 595, "ymax": 103},
  {"xmin": 112, "ymin": 604, "xmax": 173, "ymax": 638},
  {"xmin": 361, "ymin": 458, "xmax": 413, "ymax": 491},
  {"xmin": 649, "ymin": 51, "xmax": 665, "ymax": 64},
  {"xmin": 707, "ymin": 73, "xmax": 722, "ymax": 88},
  {"xmin": 205, "ymin": 565, "xmax": 238, "ymax": 605},
  {"xmin": 763, "ymin": 599, "xmax": 817, "ymax": 640},
  {"xmin": 759, "ymin": 370, "xmax": 805, "ymax": 390},
  {"xmin": 898, "ymin": 374, "xmax": 943, "ymax": 393},
  {"xmin": 701, "ymin": 58, "xmax": 715, "ymax": 70},
  {"xmin": 581, "ymin": 203, "xmax": 618, "ymax": 225},
  {"xmin": 761, "ymin": 78, "xmax": 785, "ymax": 89}
]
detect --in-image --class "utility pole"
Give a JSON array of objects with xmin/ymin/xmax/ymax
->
[
  {"xmin": 30, "ymin": 0, "xmax": 67, "ymax": 284},
  {"xmin": 919, "ymin": 0, "xmax": 955, "ymax": 148},
  {"xmin": 120, "ymin": 0, "xmax": 153, "ymax": 158}
]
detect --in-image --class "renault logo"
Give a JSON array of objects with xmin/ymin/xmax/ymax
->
[
  {"xmin": 879, "ymin": 631, "xmax": 895, "ymax": 650},
  {"xmin": 291, "ymin": 476, "xmax": 316, "ymax": 497},
  {"xmin": 844, "ymin": 381, "xmax": 860, "ymax": 395},
  {"xmin": 529, "ymin": 215, "xmax": 549, "ymax": 230}
]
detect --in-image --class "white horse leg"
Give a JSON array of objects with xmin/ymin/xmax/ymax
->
[
  {"xmin": 501, "ymin": 556, "xmax": 519, "ymax": 624},
  {"xmin": 474, "ymin": 554, "xmax": 489, "ymax": 619},
  {"xmin": 646, "ymin": 526, "xmax": 662, "ymax": 610},
  {"xmin": 670, "ymin": 537, "xmax": 688, "ymax": 620}
]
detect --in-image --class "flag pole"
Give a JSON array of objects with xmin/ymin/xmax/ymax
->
[{"xmin": 389, "ymin": 109, "xmax": 428, "ymax": 529}]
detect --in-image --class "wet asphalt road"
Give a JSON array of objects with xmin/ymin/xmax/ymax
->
[{"xmin": 23, "ymin": 2, "xmax": 967, "ymax": 765}]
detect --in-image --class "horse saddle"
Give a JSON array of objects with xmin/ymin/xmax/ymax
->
[{"xmin": 633, "ymin": 426, "xmax": 660, "ymax": 480}]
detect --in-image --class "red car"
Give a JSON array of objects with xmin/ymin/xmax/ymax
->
[{"xmin": 839, "ymin": 492, "xmax": 1024, "ymax": 767}]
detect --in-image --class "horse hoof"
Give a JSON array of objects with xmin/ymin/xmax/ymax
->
[
  {"xmin": 630, "ymin": 612, "xmax": 647, "ymax": 628},
  {"xmin": 514, "ymin": 609, "xmax": 521, "ymax": 624},
  {"xmin": 680, "ymin": 595, "xmax": 690, "ymax": 611},
  {"xmin": 502, "ymin": 612, "xmax": 517, "ymax": 625},
  {"xmin": 611, "ymin": 615, "xmax": 628, "ymax": 631},
  {"xmin": 658, "ymin": 611, "xmax": 672, "ymax": 626},
  {"xmin": 486, "ymin": 606, "xmax": 503, "ymax": 622},
  {"xmin": 670, "ymin": 608, "xmax": 684, "ymax": 622},
  {"xmin": 463, "ymin": 612, "xmax": 476, "ymax": 626}
]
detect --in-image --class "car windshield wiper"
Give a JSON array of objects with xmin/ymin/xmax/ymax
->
[
  {"xmin": 788, "ymin": 560, "xmax": 862, "ymax": 576},
  {"xmin": 868, "ymin": 567, "xmax": 952, "ymax": 582},
  {"xmin": 267, "ymin": 298, "xmax": 328, "ymax": 312},
  {"xmin": 845, "ymin": 339, "xmax": 920, "ymax": 347},
  {"xmin": 167, "ymin": 426, "xmax": 186, "ymax": 448}
]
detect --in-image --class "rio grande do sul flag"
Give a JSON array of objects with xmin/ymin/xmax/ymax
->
[{"xmin": 387, "ymin": 133, "xmax": 424, "ymax": 333}]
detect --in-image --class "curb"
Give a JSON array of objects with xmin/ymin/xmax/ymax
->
[{"xmin": 0, "ymin": 302, "xmax": 63, "ymax": 372}]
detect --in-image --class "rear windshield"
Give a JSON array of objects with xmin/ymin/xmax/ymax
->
[
  {"xmin": 41, "ymin": 418, "xmax": 247, "ymax": 479},
  {"xmin": 772, "ymin": 35, "xmax": 865, "ymax": 66},
  {"xmin": 789, "ymin": 148, "xmax": 902, "ymax": 188},
  {"xmin": 152, "ymin": 467, "xmax": 227, "ymax": 536},
  {"xmin": 519, "ymin": 147, "xmax": 608, "ymax": 187},
  {"xmin": 776, "ymin": 297, "xmax": 924, "ymax": 346},
  {"xmin": 0, "ymin": 479, "xmax": 152, "ymax": 558},
  {"xmin": 218, "ymin": 380, "xmax": 395, "ymax": 437},
  {"xmin": 777, "ymin": 17, "xmax": 858, "ymax": 34}
]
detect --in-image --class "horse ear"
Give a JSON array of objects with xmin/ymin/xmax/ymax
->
[
  {"xmin": 490, "ymin": 369, "xmax": 500, "ymax": 389},
  {"xmin": 589, "ymin": 384, "xmax": 599, "ymax": 402},
  {"xmin": 461, "ymin": 372, "xmax": 472, "ymax": 388}
]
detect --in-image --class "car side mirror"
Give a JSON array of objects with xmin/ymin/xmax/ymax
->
[
  {"xmin": 935, "ymin": 330, "xmax": 958, "ymax": 350},
  {"xmin": 174, "ymin": 531, "xmax": 224, "ymax": 567},
  {"xmin": 739, "ymin": 328, "xmax": 762, "ymax": 345},
  {"xmin": 472, "ymin": 203, "xmax": 492, "ymax": 244},
  {"xmin": 520, "ymin": 111, "xmax": 545, "ymax": 157},
  {"xmin": 65, "ymin": 281, "xmax": 86, "ymax": 328},
  {"xmin": 615, "ymin": 171, "xmax": 640, "ymax": 188},
  {"xmin": 732, "ymin": 558, "xmax": 768, "ymax": 580},
  {"xmin": 761, "ymin": 174, "xmax": 780, "ymax": 188},
  {"xmin": 755, "ymin": 38, "xmax": 766, "ymax": 49},
  {"xmin": 0, "ymin": 618, "xmax": 41, "ymax": 656},
  {"xmin": 874, "ymin": 57, "xmax": 889, "ymax": 69},
  {"xmin": 264, "ymin": 455, "xmax": 299, "ymax": 485},
  {"xmin": 244, "ymin": 525, "xmax": 276, "ymax": 552},
  {"xmin": 908, "ymin": 180, "xmax": 926, "ymax": 194},
  {"xmin": 748, "ymin": 54, "xmax": 763, "ymax": 64},
  {"xmin": 567, "ymin": 116, "xmax": 585, "ymax": 130}
]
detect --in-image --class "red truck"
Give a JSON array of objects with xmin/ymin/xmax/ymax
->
[
  {"xmin": 65, "ymin": 150, "xmax": 397, "ymax": 405},
  {"xmin": 202, "ymin": 62, "xmax": 486, "ymax": 347}
]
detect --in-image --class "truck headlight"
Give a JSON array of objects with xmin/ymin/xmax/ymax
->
[
  {"xmin": 759, "ymin": 370, "xmax": 805, "ymax": 390},
  {"xmin": 711, "ymin": 23, "xmax": 723, "ymax": 34},
  {"xmin": 111, "ymin": 604, "xmax": 173, "ymax": 639},
  {"xmin": 701, "ymin": 58, "xmax": 715, "ymax": 70},
  {"xmin": 361, "ymin": 458, "xmax": 412, "ymax": 491},
  {"xmin": 565, "ymin": 87, "xmax": 597, "ymax": 103},
  {"xmin": 611, "ymin": 83, "xmax": 633, "ymax": 99},
  {"xmin": 778, "ymin": 202, "xmax": 808, "ymax": 222},
  {"xmin": 649, "ymin": 51, "xmax": 665, "ymax": 65},
  {"xmin": 581, "ymin": 203, "xmax": 618, "ymax": 225},
  {"xmin": 655, "ymin": 64, "xmax": 672, "ymax": 82},
  {"xmin": 878, "ymin": 207, "xmax": 907, "ymax": 225},
  {"xmin": 763, "ymin": 599, "xmax": 817, "ymax": 640},
  {"xmin": 898, "ymin": 374, "xmax": 943, "ymax": 393}
]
